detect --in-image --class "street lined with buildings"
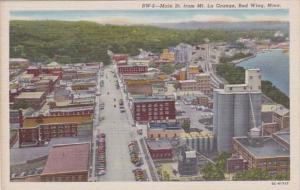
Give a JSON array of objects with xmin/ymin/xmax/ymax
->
[{"xmin": 9, "ymin": 33, "xmax": 290, "ymax": 182}]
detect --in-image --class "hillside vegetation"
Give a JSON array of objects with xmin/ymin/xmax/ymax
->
[{"xmin": 10, "ymin": 20, "xmax": 275, "ymax": 64}]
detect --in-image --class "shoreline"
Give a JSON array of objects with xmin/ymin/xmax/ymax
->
[
  {"xmin": 230, "ymin": 48, "xmax": 285, "ymax": 65},
  {"xmin": 230, "ymin": 54, "xmax": 256, "ymax": 64}
]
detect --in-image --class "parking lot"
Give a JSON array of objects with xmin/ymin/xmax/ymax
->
[{"xmin": 176, "ymin": 100, "xmax": 213, "ymax": 132}]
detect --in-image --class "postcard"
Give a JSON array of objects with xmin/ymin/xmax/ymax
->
[{"xmin": 1, "ymin": 1, "xmax": 299, "ymax": 190}]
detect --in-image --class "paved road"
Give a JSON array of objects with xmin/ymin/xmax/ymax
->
[
  {"xmin": 116, "ymin": 67, "xmax": 159, "ymax": 181},
  {"xmin": 91, "ymin": 68, "xmax": 101, "ymax": 180},
  {"xmin": 95, "ymin": 65, "xmax": 135, "ymax": 181}
]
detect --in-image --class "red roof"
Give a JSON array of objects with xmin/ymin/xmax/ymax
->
[{"xmin": 42, "ymin": 143, "xmax": 90, "ymax": 175}]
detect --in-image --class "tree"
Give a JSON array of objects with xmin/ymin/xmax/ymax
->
[
  {"xmin": 182, "ymin": 120, "xmax": 190, "ymax": 132},
  {"xmin": 159, "ymin": 64, "xmax": 175, "ymax": 75},
  {"xmin": 233, "ymin": 168, "xmax": 290, "ymax": 181},
  {"xmin": 215, "ymin": 152, "xmax": 232, "ymax": 172},
  {"xmin": 10, "ymin": 20, "xmax": 278, "ymax": 65},
  {"xmin": 149, "ymin": 62, "xmax": 157, "ymax": 68},
  {"xmin": 202, "ymin": 163, "xmax": 225, "ymax": 181},
  {"xmin": 274, "ymin": 172, "xmax": 290, "ymax": 180},
  {"xmin": 216, "ymin": 63, "xmax": 289, "ymax": 108},
  {"xmin": 173, "ymin": 82, "xmax": 180, "ymax": 90},
  {"xmin": 233, "ymin": 168, "xmax": 272, "ymax": 181},
  {"xmin": 48, "ymin": 101, "xmax": 56, "ymax": 109},
  {"xmin": 163, "ymin": 171, "xmax": 170, "ymax": 181}
]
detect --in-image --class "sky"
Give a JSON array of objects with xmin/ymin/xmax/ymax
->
[{"xmin": 10, "ymin": 9, "xmax": 288, "ymax": 25}]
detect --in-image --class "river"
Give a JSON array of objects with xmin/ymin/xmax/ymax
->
[{"xmin": 237, "ymin": 49, "xmax": 289, "ymax": 96}]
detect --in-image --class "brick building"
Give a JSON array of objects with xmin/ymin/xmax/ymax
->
[
  {"xmin": 194, "ymin": 73, "xmax": 212, "ymax": 96},
  {"xmin": 49, "ymin": 106, "xmax": 94, "ymax": 116},
  {"xmin": 131, "ymin": 96, "xmax": 176, "ymax": 124},
  {"xmin": 113, "ymin": 54, "xmax": 128, "ymax": 65},
  {"xmin": 14, "ymin": 92, "xmax": 46, "ymax": 109},
  {"xmin": 147, "ymin": 122, "xmax": 183, "ymax": 139},
  {"xmin": 232, "ymin": 130, "xmax": 290, "ymax": 175},
  {"xmin": 41, "ymin": 143, "xmax": 90, "ymax": 182},
  {"xmin": 147, "ymin": 140, "xmax": 173, "ymax": 160},
  {"xmin": 40, "ymin": 62, "xmax": 63, "ymax": 79},
  {"xmin": 19, "ymin": 123, "xmax": 79, "ymax": 147},
  {"xmin": 21, "ymin": 114, "xmax": 92, "ymax": 128},
  {"xmin": 179, "ymin": 80, "xmax": 198, "ymax": 91},
  {"xmin": 26, "ymin": 65, "xmax": 40, "ymax": 77},
  {"xmin": 9, "ymin": 109, "xmax": 22, "ymax": 126},
  {"xmin": 117, "ymin": 64, "xmax": 148, "ymax": 75},
  {"xmin": 178, "ymin": 74, "xmax": 211, "ymax": 96},
  {"xmin": 227, "ymin": 154, "xmax": 248, "ymax": 173}
]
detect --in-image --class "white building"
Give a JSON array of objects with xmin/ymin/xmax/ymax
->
[{"xmin": 175, "ymin": 43, "xmax": 193, "ymax": 64}]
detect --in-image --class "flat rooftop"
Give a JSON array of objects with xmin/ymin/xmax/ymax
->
[
  {"xmin": 147, "ymin": 140, "xmax": 172, "ymax": 150},
  {"xmin": 133, "ymin": 95, "xmax": 175, "ymax": 103},
  {"xmin": 42, "ymin": 143, "xmax": 90, "ymax": 175},
  {"xmin": 23, "ymin": 114, "xmax": 92, "ymax": 128},
  {"xmin": 15, "ymin": 92, "xmax": 45, "ymax": 99},
  {"xmin": 149, "ymin": 122, "xmax": 182, "ymax": 130},
  {"xmin": 274, "ymin": 106, "xmax": 289, "ymax": 116},
  {"xmin": 179, "ymin": 80, "xmax": 197, "ymax": 83},
  {"xmin": 214, "ymin": 88, "xmax": 262, "ymax": 95},
  {"xmin": 234, "ymin": 136, "xmax": 290, "ymax": 159},
  {"xmin": 274, "ymin": 132, "xmax": 290, "ymax": 145}
]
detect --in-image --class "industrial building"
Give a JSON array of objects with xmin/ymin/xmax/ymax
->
[
  {"xmin": 147, "ymin": 122, "xmax": 183, "ymax": 139},
  {"xmin": 146, "ymin": 140, "xmax": 173, "ymax": 160},
  {"xmin": 213, "ymin": 69, "xmax": 262, "ymax": 153},
  {"xmin": 181, "ymin": 131, "xmax": 214, "ymax": 153},
  {"xmin": 41, "ymin": 143, "xmax": 90, "ymax": 182},
  {"xmin": 178, "ymin": 150, "xmax": 198, "ymax": 176},
  {"xmin": 14, "ymin": 91, "xmax": 46, "ymax": 109},
  {"xmin": 232, "ymin": 128, "xmax": 290, "ymax": 175}
]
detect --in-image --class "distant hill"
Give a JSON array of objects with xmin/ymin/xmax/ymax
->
[
  {"xmin": 151, "ymin": 21, "xmax": 289, "ymax": 31},
  {"xmin": 10, "ymin": 20, "xmax": 280, "ymax": 64}
]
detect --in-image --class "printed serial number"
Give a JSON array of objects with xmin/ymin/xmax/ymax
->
[{"xmin": 271, "ymin": 181, "xmax": 289, "ymax": 185}]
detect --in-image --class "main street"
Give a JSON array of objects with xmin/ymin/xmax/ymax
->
[
  {"xmin": 116, "ymin": 68, "xmax": 159, "ymax": 181},
  {"xmin": 95, "ymin": 65, "xmax": 135, "ymax": 181},
  {"xmin": 90, "ymin": 63, "xmax": 159, "ymax": 181}
]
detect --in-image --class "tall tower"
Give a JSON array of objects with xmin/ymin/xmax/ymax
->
[{"xmin": 213, "ymin": 69, "xmax": 262, "ymax": 153}]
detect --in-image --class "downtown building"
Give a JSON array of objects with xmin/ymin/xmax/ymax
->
[
  {"xmin": 131, "ymin": 96, "xmax": 176, "ymax": 124},
  {"xmin": 213, "ymin": 69, "xmax": 262, "ymax": 153},
  {"xmin": 117, "ymin": 64, "xmax": 148, "ymax": 75},
  {"xmin": 175, "ymin": 43, "xmax": 193, "ymax": 64},
  {"xmin": 232, "ymin": 128, "xmax": 289, "ymax": 175}
]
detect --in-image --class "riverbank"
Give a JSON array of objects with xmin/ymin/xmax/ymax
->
[
  {"xmin": 216, "ymin": 63, "xmax": 289, "ymax": 108},
  {"xmin": 230, "ymin": 54, "xmax": 256, "ymax": 64},
  {"xmin": 237, "ymin": 49, "xmax": 289, "ymax": 96}
]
